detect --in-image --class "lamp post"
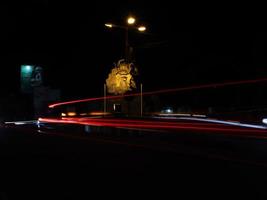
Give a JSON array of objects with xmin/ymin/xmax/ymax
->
[
  {"xmin": 105, "ymin": 16, "xmax": 146, "ymax": 63},
  {"xmin": 105, "ymin": 16, "xmax": 146, "ymax": 117}
]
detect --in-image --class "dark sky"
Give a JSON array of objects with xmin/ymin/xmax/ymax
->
[{"xmin": 1, "ymin": 1, "xmax": 267, "ymax": 99}]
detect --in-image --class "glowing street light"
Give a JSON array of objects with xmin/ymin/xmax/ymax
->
[
  {"xmin": 127, "ymin": 17, "xmax": 136, "ymax": 25},
  {"xmin": 105, "ymin": 16, "xmax": 146, "ymax": 62},
  {"xmin": 105, "ymin": 23, "xmax": 113, "ymax": 28},
  {"xmin": 138, "ymin": 26, "xmax": 146, "ymax": 32}
]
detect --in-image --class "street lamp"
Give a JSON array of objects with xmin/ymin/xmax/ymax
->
[
  {"xmin": 127, "ymin": 16, "xmax": 136, "ymax": 25},
  {"xmin": 105, "ymin": 23, "xmax": 113, "ymax": 28},
  {"xmin": 138, "ymin": 26, "xmax": 146, "ymax": 32},
  {"xmin": 105, "ymin": 16, "xmax": 146, "ymax": 63},
  {"xmin": 105, "ymin": 16, "xmax": 146, "ymax": 117}
]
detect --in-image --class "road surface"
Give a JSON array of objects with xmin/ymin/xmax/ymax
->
[{"xmin": 1, "ymin": 119, "xmax": 267, "ymax": 199}]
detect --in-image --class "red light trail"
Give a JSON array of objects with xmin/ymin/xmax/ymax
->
[
  {"xmin": 49, "ymin": 77, "xmax": 267, "ymax": 108},
  {"xmin": 38, "ymin": 117, "xmax": 267, "ymax": 138}
]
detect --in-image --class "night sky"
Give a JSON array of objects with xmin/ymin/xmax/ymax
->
[{"xmin": 1, "ymin": 1, "xmax": 267, "ymax": 100}]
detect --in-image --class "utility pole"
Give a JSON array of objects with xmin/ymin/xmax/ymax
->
[
  {"xmin": 141, "ymin": 83, "xmax": 143, "ymax": 117},
  {"xmin": 104, "ymin": 84, "xmax": 107, "ymax": 115}
]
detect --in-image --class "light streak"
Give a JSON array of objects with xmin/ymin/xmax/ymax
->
[
  {"xmin": 38, "ymin": 117, "xmax": 267, "ymax": 136},
  {"xmin": 192, "ymin": 114, "xmax": 207, "ymax": 118},
  {"xmin": 49, "ymin": 77, "xmax": 267, "ymax": 108},
  {"xmin": 5, "ymin": 120, "xmax": 37, "ymax": 125},
  {"xmin": 157, "ymin": 113, "xmax": 192, "ymax": 117},
  {"xmin": 178, "ymin": 117, "xmax": 267, "ymax": 129}
]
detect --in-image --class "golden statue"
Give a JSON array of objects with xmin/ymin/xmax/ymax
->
[{"xmin": 106, "ymin": 60, "xmax": 137, "ymax": 95}]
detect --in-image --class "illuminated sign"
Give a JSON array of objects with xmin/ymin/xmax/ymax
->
[{"xmin": 21, "ymin": 65, "xmax": 43, "ymax": 93}]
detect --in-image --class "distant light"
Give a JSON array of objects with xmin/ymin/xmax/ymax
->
[
  {"xmin": 127, "ymin": 17, "xmax": 136, "ymax": 25},
  {"xmin": 22, "ymin": 65, "xmax": 33, "ymax": 73},
  {"xmin": 25, "ymin": 65, "xmax": 32, "ymax": 71},
  {"xmin": 262, "ymin": 118, "xmax": 267, "ymax": 124},
  {"xmin": 61, "ymin": 113, "xmax": 66, "ymax": 117},
  {"xmin": 105, "ymin": 23, "xmax": 113, "ymax": 28},
  {"xmin": 138, "ymin": 26, "xmax": 146, "ymax": 32},
  {"xmin": 166, "ymin": 109, "xmax": 172, "ymax": 113},
  {"xmin": 67, "ymin": 112, "xmax": 76, "ymax": 117},
  {"xmin": 89, "ymin": 112, "xmax": 110, "ymax": 116},
  {"xmin": 162, "ymin": 107, "xmax": 173, "ymax": 114}
]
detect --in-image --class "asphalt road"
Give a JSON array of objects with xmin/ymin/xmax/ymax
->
[{"xmin": 1, "ymin": 124, "xmax": 267, "ymax": 199}]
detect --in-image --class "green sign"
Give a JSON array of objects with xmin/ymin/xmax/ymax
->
[{"xmin": 21, "ymin": 65, "xmax": 43, "ymax": 93}]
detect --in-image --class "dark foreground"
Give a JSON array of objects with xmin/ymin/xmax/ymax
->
[{"xmin": 1, "ymin": 124, "xmax": 267, "ymax": 199}]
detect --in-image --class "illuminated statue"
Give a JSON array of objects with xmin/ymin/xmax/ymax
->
[{"xmin": 106, "ymin": 60, "xmax": 137, "ymax": 95}]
